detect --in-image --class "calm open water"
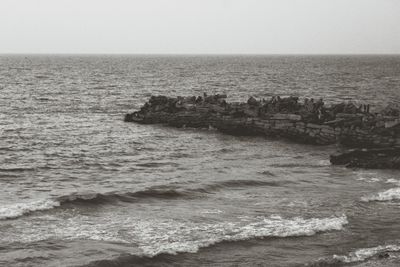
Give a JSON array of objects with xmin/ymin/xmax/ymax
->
[{"xmin": 1, "ymin": 55, "xmax": 400, "ymax": 267}]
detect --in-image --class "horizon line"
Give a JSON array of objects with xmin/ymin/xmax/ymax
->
[{"xmin": 1, "ymin": 52, "xmax": 400, "ymax": 56}]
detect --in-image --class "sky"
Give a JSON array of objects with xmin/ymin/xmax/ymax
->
[{"xmin": 1, "ymin": 0, "xmax": 399, "ymax": 54}]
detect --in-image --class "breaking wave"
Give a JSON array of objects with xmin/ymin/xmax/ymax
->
[
  {"xmin": 386, "ymin": 179, "xmax": 400, "ymax": 186},
  {"xmin": 310, "ymin": 244, "xmax": 400, "ymax": 266},
  {"xmin": 0, "ymin": 188, "xmax": 191, "ymax": 220},
  {"xmin": 81, "ymin": 214, "xmax": 348, "ymax": 266},
  {"xmin": 361, "ymin": 187, "xmax": 400, "ymax": 202},
  {"xmin": 123, "ymin": 215, "xmax": 348, "ymax": 257},
  {"xmin": 0, "ymin": 179, "xmax": 288, "ymax": 220},
  {"xmin": 333, "ymin": 244, "xmax": 400, "ymax": 263},
  {"xmin": 57, "ymin": 188, "xmax": 189, "ymax": 205},
  {"xmin": 0, "ymin": 199, "xmax": 61, "ymax": 220}
]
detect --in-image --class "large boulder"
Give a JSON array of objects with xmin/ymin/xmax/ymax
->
[
  {"xmin": 247, "ymin": 96, "xmax": 258, "ymax": 106},
  {"xmin": 381, "ymin": 103, "xmax": 400, "ymax": 117}
]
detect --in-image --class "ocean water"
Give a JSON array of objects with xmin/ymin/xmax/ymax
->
[{"xmin": 1, "ymin": 55, "xmax": 400, "ymax": 267}]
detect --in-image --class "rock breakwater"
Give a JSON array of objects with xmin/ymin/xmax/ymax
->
[{"xmin": 125, "ymin": 94, "xmax": 400, "ymax": 169}]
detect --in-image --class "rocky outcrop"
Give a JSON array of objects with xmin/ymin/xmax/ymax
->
[
  {"xmin": 330, "ymin": 148, "xmax": 400, "ymax": 169},
  {"xmin": 124, "ymin": 94, "xmax": 400, "ymax": 169}
]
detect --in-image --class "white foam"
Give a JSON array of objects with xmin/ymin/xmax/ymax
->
[
  {"xmin": 356, "ymin": 176, "xmax": 381, "ymax": 183},
  {"xmin": 355, "ymin": 171, "xmax": 381, "ymax": 183},
  {"xmin": 1, "ymin": 213, "xmax": 348, "ymax": 257},
  {"xmin": 1, "ymin": 214, "xmax": 131, "ymax": 244},
  {"xmin": 0, "ymin": 199, "xmax": 60, "ymax": 220},
  {"xmin": 318, "ymin": 160, "xmax": 331, "ymax": 166},
  {"xmin": 333, "ymin": 244, "xmax": 400, "ymax": 263},
  {"xmin": 201, "ymin": 209, "xmax": 223, "ymax": 214},
  {"xmin": 386, "ymin": 179, "xmax": 400, "ymax": 186},
  {"xmin": 369, "ymin": 178, "xmax": 381, "ymax": 183},
  {"xmin": 131, "ymin": 214, "xmax": 348, "ymax": 256},
  {"xmin": 361, "ymin": 187, "xmax": 400, "ymax": 202}
]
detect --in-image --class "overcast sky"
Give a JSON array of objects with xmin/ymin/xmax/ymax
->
[{"xmin": 1, "ymin": 0, "xmax": 399, "ymax": 54}]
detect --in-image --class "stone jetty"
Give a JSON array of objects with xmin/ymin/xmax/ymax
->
[{"xmin": 124, "ymin": 94, "xmax": 400, "ymax": 169}]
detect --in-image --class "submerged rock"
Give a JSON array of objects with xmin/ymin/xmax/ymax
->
[{"xmin": 330, "ymin": 148, "xmax": 400, "ymax": 169}]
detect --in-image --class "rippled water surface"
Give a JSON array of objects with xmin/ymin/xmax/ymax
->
[{"xmin": 1, "ymin": 55, "xmax": 400, "ymax": 267}]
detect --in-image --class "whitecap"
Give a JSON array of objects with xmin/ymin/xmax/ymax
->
[
  {"xmin": 201, "ymin": 209, "xmax": 223, "ymax": 214},
  {"xmin": 386, "ymin": 179, "xmax": 400, "ymax": 186},
  {"xmin": 318, "ymin": 160, "xmax": 331, "ymax": 166},
  {"xmin": 333, "ymin": 244, "xmax": 400, "ymax": 263},
  {"xmin": 355, "ymin": 170, "xmax": 381, "ymax": 183},
  {"xmin": 369, "ymin": 178, "xmax": 381, "ymax": 183},
  {"xmin": 1, "ymin": 213, "xmax": 348, "ymax": 256},
  {"xmin": 132, "ymin": 214, "xmax": 348, "ymax": 256},
  {"xmin": 0, "ymin": 199, "xmax": 60, "ymax": 220},
  {"xmin": 361, "ymin": 187, "xmax": 400, "ymax": 202},
  {"xmin": 356, "ymin": 176, "xmax": 380, "ymax": 183}
]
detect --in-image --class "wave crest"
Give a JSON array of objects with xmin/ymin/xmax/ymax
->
[
  {"xmin": 332, "ymin": 244, "xmax": 400, "ymax": 263},
  {"xmin": 0, "ymin": 199, "xmax": 60, "ymax": 220},
  {"xmin": 0, "ymin": 188, "xmax": 191, "ymax": 220},
  {"xmin": 361, "ymin": 187, "xmax": 400, "ymax": 202},
  {"xmin": 1, "ymin": 179, "xmax": 288, "ymax": 220},
  {"xmin": 133, "ymin": 214, "xmax": 348, "ymax": 256},
  {"xmin": 80, "ymin": 214, "xmax": 348, "ymax": 266},
  {"xmin": 57, "ymin": 188, "xmax": 188, "ymax": 206}
]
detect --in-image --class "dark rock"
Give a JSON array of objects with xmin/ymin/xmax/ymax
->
[
  {"xmin": 378, "ymin": 252, "xmax": 390, "ymax": 259},
  {"xmin": 247, "ymin": 96, "xmax": 258, "ymax": 106},
  {"xmin": 330, "ymin": 148, "xmax": 400, "ymax": 169},
  {"xmin": 382, "ymin": 103, "xmax": 400, "ymax": 117}
]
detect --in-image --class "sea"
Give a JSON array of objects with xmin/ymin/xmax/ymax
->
[{"xmin": 1, "ymin": 55, "xmax": 400, "ymax": 267}]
